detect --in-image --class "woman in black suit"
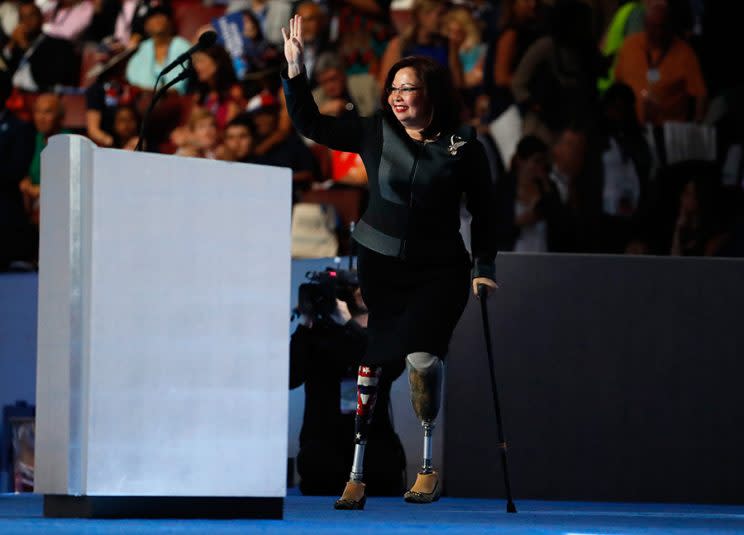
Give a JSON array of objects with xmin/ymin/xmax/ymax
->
[{"xmin": 282, "ymin": 15, "xmax": 498, "ymax": 509}]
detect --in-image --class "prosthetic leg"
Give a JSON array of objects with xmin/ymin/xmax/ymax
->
[
  {"xmin": 403, "ymin": 352, "xmax": 443, "ymax": 503},
  {"xmin": 334, "ymin": 365, "xmax": 381, "ymax": 510}
]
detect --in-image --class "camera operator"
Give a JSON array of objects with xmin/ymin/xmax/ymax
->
[{"xmin": 290, "ymin": 275, "xmax": 406, "ymax": 496}]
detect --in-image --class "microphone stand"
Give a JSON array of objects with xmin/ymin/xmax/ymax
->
[{"xmin": 134, "ymin": 61, "xmax": 194, "ymax": 152}]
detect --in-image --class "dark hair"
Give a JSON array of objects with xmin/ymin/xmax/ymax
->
[
  {"xmin": 515, "ymin": 135, "xmax": 549, "ymax": 161},
  {"xmin": 226, "ymin": 112, "xmax": 256, "ymax": 137},
  {"xmin": 381, "ymin": 56, "xmax": 461, "ymax": 138},
  {"xmin": 112, "ymin": 104, "xmax": 141, "ymax": 146},
  {"xmin": 601, "ymin": 82, "xmax": 641, "ymax": 134},
  {"xmin": 241, "ymin": 9, "xmax": 266, "ymax": 42},
  {"xmin": 195, "ymin": 45, "xmax": 237, "ymax": 102},
  {"xmin": 114, "ymin": 104, "xmax": 141, "ymax": 126}
]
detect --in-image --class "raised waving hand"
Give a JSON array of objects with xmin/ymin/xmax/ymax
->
[{"xmin": 282, "ymin": 15, "xmax": 304, "ymax": 79}]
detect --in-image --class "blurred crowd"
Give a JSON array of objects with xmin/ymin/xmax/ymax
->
[{"xmin": 1, "ymin": 0, "xmax": 743, "ymax": 269}]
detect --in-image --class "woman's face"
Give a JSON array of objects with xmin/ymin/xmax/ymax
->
[
  {"xmin": 114, "ymin": 108, "xmax": 138, "ymax": 141},
  {"xmin": 513, "ymin": 0, "xmax": 537, "ymax": 23},
  {"xmin": 387, "ymin": 67, "xmax": 430, "ymax": 131},
  {"xmin": 192, "ymin": 51, "xmax": 217, "ymax": 83},
  {"xmin": 418, "ymin": 4, "xmax": 445, "ymax": 34},
  {"xmin": 243, "ymin": 14, "xmax": 258, "ymax": 39},
  {"xmin": 446, "ymin": 19, "xmax": 466, "ymax": 47},
  {"xmin": 144, "ymin": 13, "xmax": 170, "ymax": 38}
]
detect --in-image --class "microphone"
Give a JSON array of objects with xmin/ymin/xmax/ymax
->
[{"xmin": 158, "ymin": 31, "xmax": 218, "ymax": 79}]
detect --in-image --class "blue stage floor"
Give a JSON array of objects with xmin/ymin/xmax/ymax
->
[{"xmin": 2, "ymin": 493, "xmax": 744, "ymax": 534}]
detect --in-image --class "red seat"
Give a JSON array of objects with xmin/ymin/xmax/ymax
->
[{"xmin": 172, "ymin": 0, "xmax": 227, "ymax": 42}]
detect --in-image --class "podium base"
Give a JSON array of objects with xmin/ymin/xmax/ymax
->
[{"xmin": 43, "ymin": 495, "xmax": 283, "ymax": 519}]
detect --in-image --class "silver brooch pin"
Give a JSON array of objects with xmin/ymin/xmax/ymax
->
[{"xmin": 448, "ymin": 135, "xmax": 466, "ymax": 156}]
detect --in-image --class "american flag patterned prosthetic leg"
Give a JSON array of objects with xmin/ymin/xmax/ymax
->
[{"xmin": 350, "ymin": 365, "xmax": 382, "ymax": 481}]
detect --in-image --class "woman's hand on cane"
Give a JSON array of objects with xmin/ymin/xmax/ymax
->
[
  {"xmin": 473, "ymin": 277, "xmax": 498, "ymax": 298},
  {"xmin": 282, "ymin": 15, "xmax": 304, "ymax": 79}
]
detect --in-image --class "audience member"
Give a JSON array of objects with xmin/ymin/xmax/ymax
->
[
  {"xmin": 125, "ymin": 5, "xmax": 191, "ymax": 94},
  {"xmin": 334, "ymin": 0, "xmax": 394, "ymax": 77},
  {"xmin": 1, "ymin": 2, "xmax": 78, "ymax": 91},
  {"xmin": 493, "ymin": 0, "xmax": 544, "ymax": 94},
  {"xmin": 511, "ymin": 0, "xmax": 601, "ymax": 145},
  {"xmin": 86, "ymin": 56, "xmax": 141, "ymax": 146},
  {"xmin": 598, "ymin": 83, "xmax": 653, "ymax": 253},
  {"xmin": 226, "ymin": 0, "xmax": 291, "ymax": 47},
  {"xmin": 191, "ymin": 44, "xmax": 241, "ymax": 130},
  {"xmin": 670, "ymin": 177, "xmax": 725, "ymax": 256},
  {"xmin": 18, "ymin": 93, "xmax": 68, "ymax": 226},
  {"xmin": 219, "ymin": 112, "xmax": 254, "ymax": 162},
  {"xmin": 311, "ymin": 52, "xmax": 378, "ymax": 118},
  {"xmin": 378, "ymin": 0, "xmax": 463, "ymax": 89},
  {"xmin": 0, "ymin": 69, "xmax": 36, "ymax": 268},
  {"xmin": 614, "ymin": 0, "xmax": 706, "ymax": 125},
  {"xmin": 0, "ymin": 0, "xmax": 19, "ymax": 46},
  {"xmin": 293, "ymin": 2, "xmax": 331, "ymax": 88},
  {"xmin": 41, "ymin": 0, "xmax": 95, "ymax": 42},
  {"xmin": 130, "ymin": 0, "xmax": 171, "ymax": 45},
  {"xmin": 111, "ymin": 103, "xmax": 139, "ymax": 149},
  {"xmin": 175, "ymin": 106, "xmax": 219, "ymax": 158},
  {"xmin": 443, "ymin": 7, "xmax": 486, "ymax": 90},
  {"xmin": 598, "ymin": 0, "xmax": 643, "ymax": 93},
  {"xmin": 494, "ymin": 135, "xmax": 570, "ymax": 252},
  {"xmin": 248, "ymin": 98, "xmax": 318, "ymax": 195},
  {"xmin": 550, "ymin": 125, "xmax": 597, "ymax": 250},
  {"xmin": 238, "ymin": 9, "xmax": 280, "ymax": 76},
  {"xmin": 513, "ymin": 135, "xmax": 569, "ymax": 252}
]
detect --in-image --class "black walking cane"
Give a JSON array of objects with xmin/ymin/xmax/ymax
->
[{"xmin": 477, "ymin": 284, "xmax": 517, "ymax": 513}]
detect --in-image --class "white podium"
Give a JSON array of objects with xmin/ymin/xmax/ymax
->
[{"xmin": 34, "ymin": 135, "xmax": 292, "ymax": 518}]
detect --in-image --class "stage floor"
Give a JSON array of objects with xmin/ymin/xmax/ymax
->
[{"xmin": 2, "ymin": 493, "xmax": 744, "ymax": 534}]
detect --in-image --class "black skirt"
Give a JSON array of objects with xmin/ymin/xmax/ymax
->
[{"xmin": 357, "ymin": 245, "xmax": 471, "ymax": 366}]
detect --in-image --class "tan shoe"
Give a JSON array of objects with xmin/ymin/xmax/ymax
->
[
  {"xmin": 334, "ymin": 480, "xmax": 367, "ymax": 510},
  {"xmin": 403, "ymin": 471, "xmax": 441, "ymax": 503}
]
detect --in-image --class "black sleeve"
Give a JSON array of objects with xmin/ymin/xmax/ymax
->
[
  {"xmin": 3, "ymin": 44, "xmax": 24, "ymax": 74},
  {"xmin": 85, "ymin": 83, "xmax": 105, "ymax": 112},
  {"xmin": 5, "ymin": 119, "xmax": 35, "ymax": 185},
  {"xmin": 282, "ymin": 68, "xmax": 371, "ymax": 153},
  {"xmin": 83, "ymin": 0, "xmax": 120, "ymax": 42},
  {"xmin": 464, "ymin": 140, "xmax": 498, "ymax": 280},
  {"xmin": 288, "ymin": 134, "xmax": 320, "ymax": 178}
]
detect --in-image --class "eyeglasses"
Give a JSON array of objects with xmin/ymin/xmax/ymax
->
[{"xmin": 386, "ymin": 86, "xmax": 422, "ymax": 96}]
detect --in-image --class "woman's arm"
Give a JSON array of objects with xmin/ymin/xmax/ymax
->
[
  {"xmin": 86, "ymin": 110, "xmax": 114, "ymax": 147},
  {"xmin": 493, "ymin": 29, "xmax": 517, "ymax": 87},
  {"xmin": 447, "ymin": 38, "xmax": 465, "ymax": 89},
  {"xmin": 282, "ymin": 15, "xmax": 367, "ymax": 153},
  {"xmin": 465, "ymin": 140, "xmax": 498, "ymax": 281},
  {"xmin": 253, "ymin": 88, "xmax": 292, "ymax": 156},
  {"xmin": 377, "ymin": 36, "xmax": 401, "ymax": 88}
]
